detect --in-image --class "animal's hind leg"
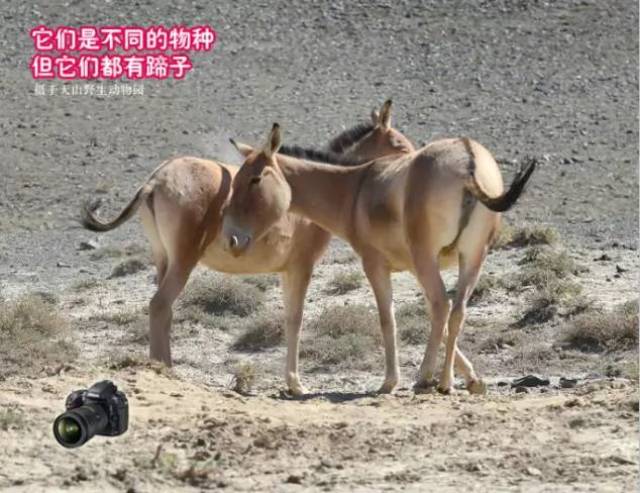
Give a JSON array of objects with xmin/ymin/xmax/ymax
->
[
  {"xmin": 281, "ymin": 264, "xmax": 313, "ymax": 397},
  {"xmin": 140, "ymin": 203, "xmax": 168, "ymax": 284},
  {"xmin": 148, "ymin": 256, "xmax": 198, "ymax": 366},
  {"xmin": 438, "ymin": 244, "xmax": 488, "ymax": 395},
  {"xmin": 411, "ymin": 249, "xmax": 451, "ymax": 389},
  {"xmin": 362, "ymin": 253, "xmax": 399, "ymax": 394}
]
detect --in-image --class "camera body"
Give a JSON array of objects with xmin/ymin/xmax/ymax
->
[{"xmin": 65, "ymin": 380, "xmax": 128, "ymax": 437}]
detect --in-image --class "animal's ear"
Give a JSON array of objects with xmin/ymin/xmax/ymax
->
[
  {"xmin": 371, "ymin": 109, "xmax": 380, "ymax": 125},
  {"xmin": 379, "ymin": 99, "xmax": 392, "ymax": 129},
  {"xmin": 263, "ymin": 123, "xmax": 282, "ymax": 159},
  {"xmin": 229, "ymin": 138, "xmax": 254, "ymax": 157}
]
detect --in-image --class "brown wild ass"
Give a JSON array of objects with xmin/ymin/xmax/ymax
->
[
  {"xmin": 225, "ymin": 124, "xmax": 536, "ymax": 394},
  {"xmin": 81, "ymin": 101, "xmax": 414, "ymax": 396}
]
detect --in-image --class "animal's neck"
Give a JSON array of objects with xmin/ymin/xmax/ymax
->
[{"xmin": 277, "ymin": 156, "xmax": 366, "ymax": 240}]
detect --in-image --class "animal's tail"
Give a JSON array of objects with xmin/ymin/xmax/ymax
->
[
  {"xmin": 81, "ymin": 185, "xmax": 149, "ymax": 232},
  {"xmin": 466, "ymin": 156, "xmax": 537, "ymax": 213}
]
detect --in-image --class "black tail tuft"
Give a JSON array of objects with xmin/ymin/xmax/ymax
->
[{"xmin": 478, "ymin": 157, "xmax": 537, "ymax": 212}]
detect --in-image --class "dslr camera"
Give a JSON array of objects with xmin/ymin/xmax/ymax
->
[{"xmin": 53, "ymin": 380, "xmax": 128, "ymax": 448}]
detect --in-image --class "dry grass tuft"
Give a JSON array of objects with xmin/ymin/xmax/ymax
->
[
  {"xmin": 302, "ymin": 304, "xmax": 380, "ymax": 368},
  {"xmin": 0, "ymin": 408, "xmax": 24, "ymax": 431},
  {"xmin": 468, "ymin": 275, "xmax": 500, "ymax": 305},
  {"xmin": 396, "ymin": 301, "xmax": 427, "ymax": 345},
  {"xmin": 240, "ymin": 274, "xmax": 279, "ymax": 292},
  {"xmin": 70, "ymin": 278, "xmax": 100, "ymax": 292},
  {"xmin": 231, "ymin": 362, "xmax": 257, "ymax": 395},
  {"xmin": 93, "ymin": 308, "xmax": 143, "ymax": 326},
  {"xmin": 0, "ymin": 294, "xmax": 76, "ymax": 376},
  {"xmin": 494, "ymin": 224, "xmax": 557, "ymax": 249},
  {"xmin": 232, "ymin": 310, "xmax": 284, "ymax": 351},
  {"xmin": 182, "ymin": 275, "xmax": 263, "ymax": 317},
  {"xmin": 89, "ymin": 243, "xmax": 147, "ymax": 261},
  {"xmin": 561, "ymin": 300, "xmax": 638, "ymax": 353},
  {"xmin": 109, "ymin": 258, "xmax": 147, "ymax": 278},
  {"xmin": 105, "ymin": 351, "xmax": 170, "ymax": 375},
  {"xmin": 325, "ymin": 269, "xmax": 363, "ymax": 295}
]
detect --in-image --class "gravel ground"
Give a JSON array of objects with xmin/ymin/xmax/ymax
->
[{"xmin": 0, "ymin": 1, "xmax": 637, "ymax": 492}]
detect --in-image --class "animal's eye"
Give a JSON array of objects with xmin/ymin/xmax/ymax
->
[{"xmin": 249, "ymin": 176, "xmax": 261, "ymax": 186}]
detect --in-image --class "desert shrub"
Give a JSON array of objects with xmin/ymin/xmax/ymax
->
[
  {"xmin": 302, "ymin": 304, "xmax": 380, "ymax": 368},
  {"xmin": 516, "ymin": 247, "xmax": 583, "ymax": 286},
  {"xmin": 396, "ymin": 301, "xmax": 427, "ymax": 345},
  {"xmin": 561, "ymin": 300, "xmax": 638, "ymax": 353},
  {"xmin": 109, "ymin": 258, "xmax": 147, "ymax": 278},
  {"xmin": 514, "ymin": 278, "xmax": 578, "ymax": 325},
  {"xmin": 0, "ymin": 408, "xmax": 24, "ymax": 431},
  {"xmin": 468, "ymin": 275, "xmax": 500, "ymax": 305},
  {"xmin": 93, "ymin": 308, "xmax": 142, "ymax": 326},
  {"xmin": 510, "ymin": 336, "xmax": 555, "ymax": 374},
  {"xmin": 232, "ymin": 310, "xmax": 284, "ymax": 351},
  {"xmin": 70, "ymin": 278, "xmax": 100, "ymax": 292},
  {"xmin": 325, "ymin": 269, "xmax": 363, "ymax": 295},
  {"xmin": 240, "ymin": 274, "xmax": 279, "ymax": 292},
  {"xmin": 494, "ymin": 224, "xmax": 557, "ymax": 249},
  {"xmin": 231, "ymin": 362, "xmax": 257, "ymax": 395},
  {"xmin": 182, "ymin": 275, "xmax": 263, "ymax": 317},
  {"xmin": 89, "ymin": 243, "xmax": 146, "ymax": 261},
  {"xmin": 324, "ymin": 248, "xmax": 357, "ymax": 265},
  {"xmin": 478, "ymin": 328, "xmax": 520, "ymax": 353},
  {"xmin": 0, "ymin": 294, "xmax": 76, "ymax": 376}
]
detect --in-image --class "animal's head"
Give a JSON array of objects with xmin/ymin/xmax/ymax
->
[
  {"xmin": 223, "ymin": 123, "xmax": 291, "ymax": 256},
  {"xmin": 332, "ymin": 100, "xmax": 415, "ymax": 161}
]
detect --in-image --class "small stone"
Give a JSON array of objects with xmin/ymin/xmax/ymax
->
[
  {"xmin": 511, "ymin": 375, "xmax": 550, "ymax": 388},
  {"xmin": 515, "ymin": 387, "xmax": 529, "ymax": 394},
  {"xmin": 78, "ymin": 240, "xmax": 98, "ymax": 251},
  {"xmin": 285, "ymin": 474, "xmax": 303, "ymax": 484},
  {"xmin": 560, "ymin": 377, "xmax": 578, "ymax": 389}
]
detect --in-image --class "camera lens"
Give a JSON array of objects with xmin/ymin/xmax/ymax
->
[
  {"xmin": 53, "ymin": 404, "xmax": 108, "ymax": 448},
  {"xmin": 55, "ymin": 417, "xmax": 83, "ymax": 446}
]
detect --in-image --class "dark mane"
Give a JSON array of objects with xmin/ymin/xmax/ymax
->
[
  {"xmin": 278, "ymin": 145, "xmax": 365, "ymax": 167},
  {"xmin": 327, "ymin": 122, "xmax": 375, "ymax": 154}
]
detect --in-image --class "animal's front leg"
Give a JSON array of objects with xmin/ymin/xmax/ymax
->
[
  {"xmin": 281, "ymin": 265, "xmax": 313, "ymax": 397},
  {"xmin": 362, "ymin": 254, "xmax": 399, "ymax": 394}
]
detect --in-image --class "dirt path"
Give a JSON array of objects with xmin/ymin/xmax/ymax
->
[{"xmin": 0, "ymin": 368, "xmax": 637, "ymax": 492}]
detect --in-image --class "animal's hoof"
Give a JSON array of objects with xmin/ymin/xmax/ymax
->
[
  {"xmin": 377, "ymin": 379, "xmax": 398, "ymax": 394},
  {"xmin": 467, "ymin": 379, "xmax": 487, "ymax": 395},
  {"xmin": 287, "ymin": 383, "xmax": 308, "ymax": 397},
  {"xmin": 413, "ymin": 378, "xmax": 438, "ymax": 394},
  {"xmin": 437, "ymin": 384, "xmax": 455, "ymax": 395}
]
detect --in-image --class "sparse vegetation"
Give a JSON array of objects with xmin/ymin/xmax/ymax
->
[
  {"xmin": 89, "ymin": 243, "xmax": 147, "ymax": 261},
  {"xmin": 302, "ymin": 304, "xmax": 380, "ymax": 368},
  {"xmin": 494, "ymin": 224, "xmax": 557, "ymax": 249},
  {"xmin": 396, "ymin": 301, "xmax": 427, "ymax": 345},
  {"xmin": 182, "ymin": 275, "xmax": 263, "ymax": 317},
  {"xmin": 231, "ymin": 362, "xmax": 257, "ymax": 395},
  {"xmin": 325, "ymin": 269, "xmax": 363, "ymax": 295},
  {"xmin": 0, "ymin": 294, "xmax": 76, "ymax": 376},
  {"xmin": 232, "ymin": 310, "xmax": 284, "ymax": 351},
  {"xmin": 70, "ymin": 278, "xmax": 100, "ymax": 292},
  {"xmin": 109, "ymin": 258, "xmax": 147, "ymax": 278},
  {"xmin": 93, "ymin": 308, "xmax": 143, "ymax": 326},
  {"xmin": 468, "ymin": 275, "xmax": 500, "ymax": 305},
  {"xmin": 0, "ymin": 408, "xmax": 24, "ymax": 431},
  {"xmin": 561, "ymin": 300, "xmax": 638, "ymax": 353},
  {"xmin": 240, "ymin": 274, "xmax": 279, "ymax": 292},
  {"xmin": 325, "ymin": 248, "xmax": 357, "ymax": 265}
]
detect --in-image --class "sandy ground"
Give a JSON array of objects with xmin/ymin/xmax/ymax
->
[{"xmin": 0, "ymin": 0, "xmax": 638, "ymax": 492}]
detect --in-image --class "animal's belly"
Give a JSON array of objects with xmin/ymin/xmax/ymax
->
[{"xmin": 199, "ymin": 236, "xmax": 291, "ymax": 274}]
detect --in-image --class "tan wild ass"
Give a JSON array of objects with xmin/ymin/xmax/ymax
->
[
  {"xmin": 224, "ymin": 124, "xmax": 536, "ymax": 394},
  {"xmin": 81, "ymin": 101, "xmax": 414, "ymax": 396}
]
